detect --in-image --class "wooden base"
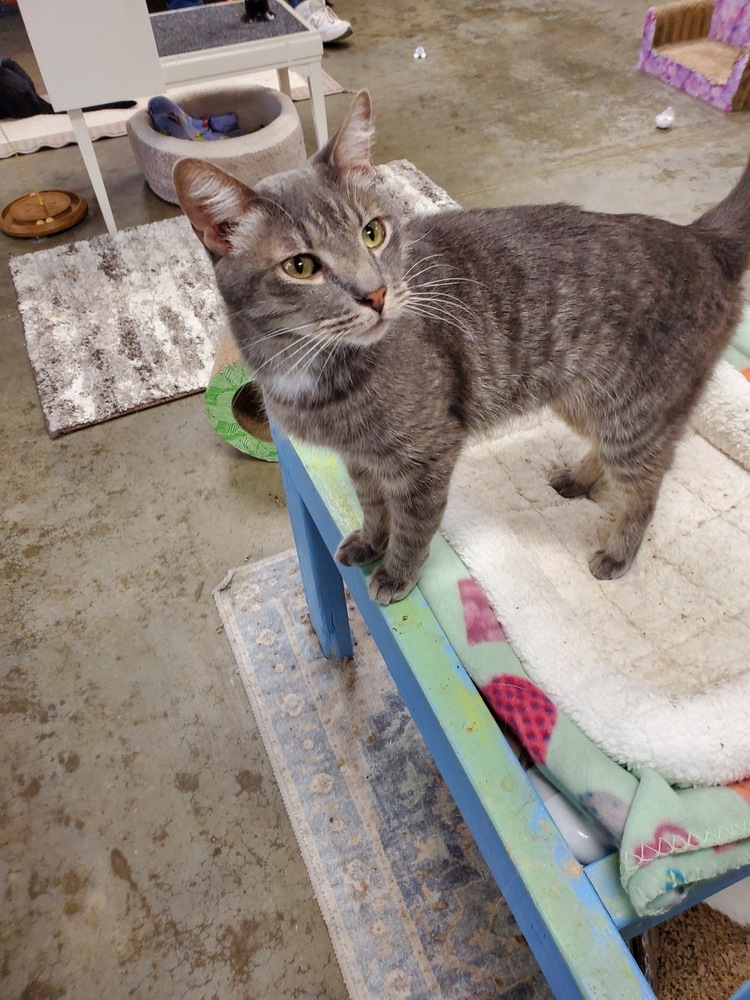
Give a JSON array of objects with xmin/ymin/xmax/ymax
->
[{"xmin": 0, "ymin": 189, "xmax": 87, "ymax": 238}]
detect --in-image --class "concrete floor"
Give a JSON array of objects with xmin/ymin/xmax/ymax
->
[{"xmin": 1, "ymin": 1, "xmax": 749, "ymax": 998}]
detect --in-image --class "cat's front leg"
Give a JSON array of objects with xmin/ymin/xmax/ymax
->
[
  {"xmin": 367, "ymin": 468, "xmax": 453, "ymax": 605},
  {"xmin": 335, "ymin": 462, "xmax": 390, "ymax": 568}
]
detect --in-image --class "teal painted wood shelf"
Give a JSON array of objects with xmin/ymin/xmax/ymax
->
[{"xmin": 272, "ymin": 351, "xmax": 750, "ymax": 998}]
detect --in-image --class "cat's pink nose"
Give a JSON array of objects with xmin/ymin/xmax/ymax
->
[{"xmin": 362, "ymin": 286, "xmax": 386, "ymax": 314}]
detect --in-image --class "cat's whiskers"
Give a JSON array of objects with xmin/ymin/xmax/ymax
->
[
  {"xmin": 405, "ymin": 291, "xmax": 483, "ymax": 339},
  {"xmin": 410, "ymin": 276, "xmax": 486, "ymax": 308},
  {"xmin": 406, "ymin": 275, "xmax": 485, "ymax": 312},
  {"xmin": 402, "ymin": 301, "xmax": 475, "ymax": 339},
  {"xmin": 413, "ymin": 301, "xmax": 483, "ymax": 338},
  {"xmin": 254, "ymin": 312, "xmax": 357, "ymax": 364},
  {"xmin": 222, "ymin": 302, "xmax": 303, "ymax": 332},
  {"xmin": 402, "ymin": 226, "xmax": 436, "ymax": 252},
  {"xmin": 403, "ymin": 249, "xmax": 444, "ymax": 271},
  {"xmin": 279, "ymin": 317, "xmax": 351, "ymax": 372},
  {"xmin": 254, "ymin": 338, "xmax": 310, "ymax": 375},
  {"xmin": 403, "ymin": 295, "xmax": 496, "ymax": 352},
  {"xmin": 254, "ymin": 323, "xmax": 328, "ymax": 374},
  {"xmin": 287, "ymin": 324, "xmax": 346, "ymax": 363},
  {"xmin": 417, "ymin": 275, "xmax": 489, "ymax": 293},
  {"xmin": 404, "ymin": 265, "xmax": 452, "ymax": 287},
  {"xmin": 313, "ymin": 304, "xmax": 389, "ymax": 345},
  {"xmin": 316, "ymin": 337, "xmax": 346, "ymax": 381},
  {"xmin": 292, "ymin": 328, "xmax": 350, "ymax": 383},
  {"xmin": 411, "ymin": 287, "xmax": 484, "ymax": 320},
  {"xmin": 264, "ymin": 336, "xmax": 330, "ymax": 391},
  {"xmin": 402, "ymin": 255, "xmax": 450, "ymax": 283},
  {"xmin": 253, "ymin": 320, "xmax": 323, "ymax": 347},
  {"xmin": 287, "ymin": 337, "xmax": 332, "ymax": 380},
  {"xmin": 316, "ymin": 314, "xmax": 353, "ymax": 337},
  {"xmin": 403, "ymin": 250, "xmax": 481, "ymax": 284}
]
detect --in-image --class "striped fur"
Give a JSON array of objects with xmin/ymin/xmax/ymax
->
[{"xmin": 175, "ymin": 92, "xmax": 750, "ymax": 604}]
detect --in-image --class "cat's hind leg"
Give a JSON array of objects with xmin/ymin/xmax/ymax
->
[
  {"xmin": 589, "ymin": 461, "xmax": 664, "ymax": 580},
  {"xmin": 550, "ymin": 450, "xmax": 604, "ymax": 499},
  {"xmin": 335, "ymin": 463, "xmax": 390, "ymax": 567}
]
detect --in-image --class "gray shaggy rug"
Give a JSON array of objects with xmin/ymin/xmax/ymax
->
[
  {"xmin": 9, "ymin": 215, "xmax": 225, "ymax": 437},
  {"xmin": 7, "ymin": 160, "xmax": 458, "ymax": 438}
]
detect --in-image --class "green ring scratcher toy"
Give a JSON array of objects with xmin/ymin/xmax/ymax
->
[{"xmin": 205, "ymin": 331, "xmax": 278, "ymax": 462}]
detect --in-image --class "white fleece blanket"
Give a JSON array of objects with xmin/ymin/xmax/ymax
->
[{"xmin": 441, "ymin": 362, "xmax": 750, "ymax": 787}]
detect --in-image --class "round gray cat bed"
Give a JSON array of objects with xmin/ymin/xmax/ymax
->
[{"xmin": 127, "ymin": 84, "xmax": 307, "ymax": 204}]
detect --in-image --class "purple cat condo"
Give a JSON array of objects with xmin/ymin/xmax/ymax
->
[{"xmin": 638, "ymin": 0, "xmax": 750, "ymax": 112}]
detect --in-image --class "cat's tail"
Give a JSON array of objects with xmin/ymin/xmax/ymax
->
[{"xmin": 694, "ymin": 153, "xmax": 750, "ymax": 279}]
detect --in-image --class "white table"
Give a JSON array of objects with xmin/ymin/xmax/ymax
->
[
  {"xmin": 18, "ymin": 0, "xmax": 327, "ymax": 238},
  {"xmin": 153, "ymin": 1, "xmax": 328, "ymax": 150},
  {"xmin": 17, "ymin": 0, "xmax": 165, "ymax": 237}
]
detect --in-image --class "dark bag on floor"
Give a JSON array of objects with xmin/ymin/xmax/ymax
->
[
  {"xmin": 0, "ymin": 58, "xmax": 54, "ymax": 118},
  {"xmin": 0, "ymin": 57, "xmax": 137, "ymax": 119}
]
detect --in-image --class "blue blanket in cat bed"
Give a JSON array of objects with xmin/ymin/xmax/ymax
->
[{"xmin": 147, "ymin": 96, "xmax": 243, "ymax": 141}]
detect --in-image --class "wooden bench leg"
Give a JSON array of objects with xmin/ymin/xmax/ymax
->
[{"xmin": 276, "ymin": 435, "xmax": 353, "ymax": 661}]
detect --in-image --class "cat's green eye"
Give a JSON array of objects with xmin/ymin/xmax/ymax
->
[
  {"xmin": 282, "ymin": 254, "xmax": 320, "ymax": 279},
  {"xmin": 362, "ymin": 218, "xmax": 386, "ymax": 249}
]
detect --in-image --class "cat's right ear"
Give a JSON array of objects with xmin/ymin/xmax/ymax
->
[
  {"xmin": 173, "ymin": 158, "xmax": 257, "ymax": 256},
  {"xmin": 314, "ymin": 90, "xmax": 374, "ymax": 175}
]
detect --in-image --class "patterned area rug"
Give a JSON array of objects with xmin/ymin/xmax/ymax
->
[
  {"xmin": 214, "ymin": 551, "xmax": 552, "ymax": 1000},
  {"xmin": 217, "ymin": 550, "xmax": 750, "ymax": 1000},
  {"xmin": 9, "ymin": 215, "xmax": 225, "ymax": 436}
]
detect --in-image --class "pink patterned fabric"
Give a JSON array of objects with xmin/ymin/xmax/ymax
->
[
  {"xmin": 709, "ymin": 0, "xmax": 750, "ymax": 45},
  {"xmin": 458, "ymin": 577, "xmax": 508, "ymax": 644},
  {"xmin": 482, "ymin": 675, "xmax": 558, "ymax": 765}
]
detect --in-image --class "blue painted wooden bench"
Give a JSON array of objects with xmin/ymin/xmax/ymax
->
[{"xmin": 274, "ymin": 429, "xmax": 750, "ymax": 999}]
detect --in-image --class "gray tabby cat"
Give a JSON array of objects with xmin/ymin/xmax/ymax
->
[{"xmin": 174, "ymin": 91, "xmax": 750, "ymax": 605}]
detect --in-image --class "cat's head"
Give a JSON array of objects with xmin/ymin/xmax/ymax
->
[{"xmin": 173, "ymin": 91, "xmax": 410, "ymax": 390}]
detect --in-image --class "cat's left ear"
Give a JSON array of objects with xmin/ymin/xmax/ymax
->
[{"xmin": 315, "ymin": 90, "xmax": 374, "ymax": 174}]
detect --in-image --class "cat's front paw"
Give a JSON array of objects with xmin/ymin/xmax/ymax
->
[
  {"xmin": 335, "ymin": 529, "xmax": 386, "ymax": 568},
  {"xmin": 367, "ymin": 565, "xmax": 418, "ymax": 605}
]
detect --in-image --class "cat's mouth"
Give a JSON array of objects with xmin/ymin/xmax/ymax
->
[
  {"xmin": 347, "ymin": 316, "xmax": 391, "ymax": 345},
  {"xmin": 368, "ymin": 316, "xmax": 390, "ymax": 337},
  {"xmin": 365, "ymin": 316, "xmax": 391, "ymax": 342}
]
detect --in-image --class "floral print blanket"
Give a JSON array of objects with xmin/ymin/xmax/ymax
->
[{"xmin": 417, "ymin": 535, "xmax": 750, "ymax": 917}]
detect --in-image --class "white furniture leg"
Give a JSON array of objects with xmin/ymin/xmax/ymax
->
[
  {"xmin": 276, "ymin": 67, "xmax": 292, "ymax": 98},
  {"xmin": 67, "ymin": 109, "xmax": 118, "ymax": 238},
  {"xmin": 305, "ymin": 62, "xmax": 329, "ymax": 148}
]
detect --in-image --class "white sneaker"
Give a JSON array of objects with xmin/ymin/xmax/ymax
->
[{"xmin": 294, "ymin": 0, "xmax": 352, "ymax": 43}]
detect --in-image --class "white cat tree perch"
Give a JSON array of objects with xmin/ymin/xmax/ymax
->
[{"xmin": 16, "ymin": 0, "xmax": 165, "ymax": 238}]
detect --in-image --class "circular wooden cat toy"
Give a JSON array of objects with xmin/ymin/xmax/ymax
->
[{"xmin": 0, "ymin": 189, "xmax": 87, "ymax": 238}]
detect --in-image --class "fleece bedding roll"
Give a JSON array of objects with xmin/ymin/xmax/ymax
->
[
  {"xmin": 205, "ymin": 328, "xmax": 277, "ymax": 462},
  {"xmin": 441, "ymin": 361, "xmax": 750, "ymax": 788}
]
